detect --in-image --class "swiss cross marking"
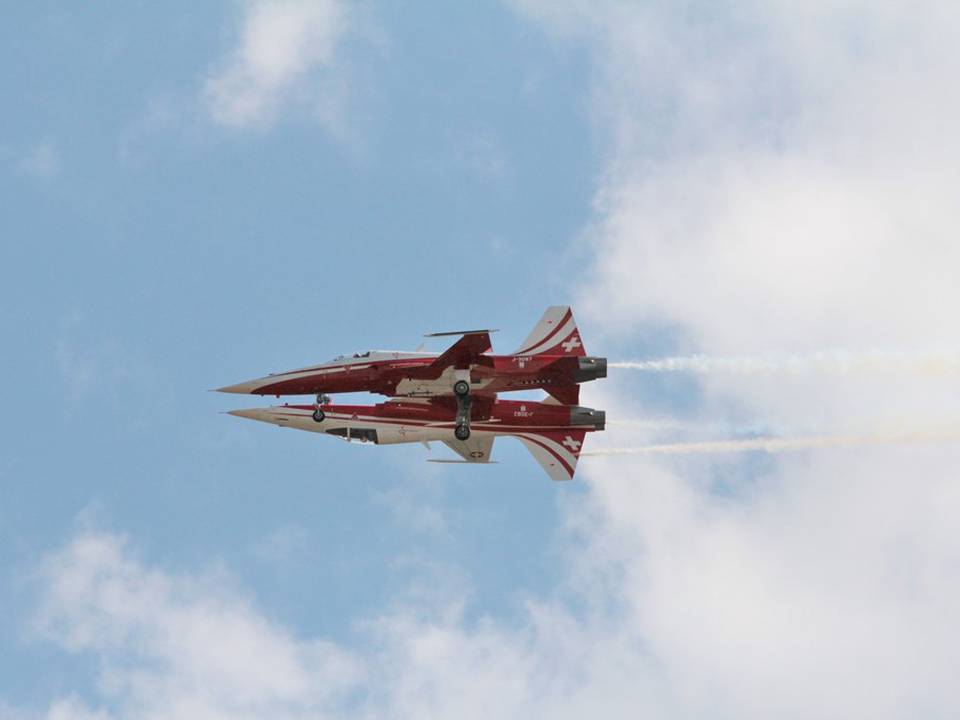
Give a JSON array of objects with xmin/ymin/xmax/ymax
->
[
  {"xmin": 562, "ymin": 435, "xmax": 582, "ymax": 451},
  {"xmin": 561, "ymin": 335, "xmax": 582, "ymax": 353}
]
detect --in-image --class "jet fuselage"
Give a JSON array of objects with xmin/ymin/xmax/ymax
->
[
  {"xmin": 229, "ymin": 396, "xmax": 606, "ymax": 480},
  {"xmin": 219, "ymin": 350, "xmax": 606, "ymax": 399}
]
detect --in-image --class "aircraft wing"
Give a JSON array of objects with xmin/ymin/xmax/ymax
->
[
  {"xmin": 441, "ymin": 435, "xmax": 495, "ymax": 462},
  {"xmin": 427, "ymin": 331, "xmax": 494, "ymax": 370}
]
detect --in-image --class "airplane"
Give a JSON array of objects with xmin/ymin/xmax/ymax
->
[
  {"xmin": 226, "ymin": 396, "xmax": 605, "ymax": 481},
  {"xmin": 217, "ymin": 306, "xmax": 606, "ymax": 441}
]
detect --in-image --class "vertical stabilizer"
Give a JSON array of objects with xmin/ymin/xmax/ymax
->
[
  {"xmin": 513, "ymin": 306, "xmax": 586, "ymax": 357},
  {"xmin": 515, "ymin": 429, "xmax": 586, "ymax": 481}
]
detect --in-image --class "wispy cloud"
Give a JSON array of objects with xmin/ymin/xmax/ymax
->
[
  {"xmin": 18, "ymin": 142, "xmax": 59, "ymax": 178},
  {"xmin": 511, "ymin": 0, "xmax": 960, "ymax": 715},
  {"xmin": 19, "ymin": 529, "xmax": 698, "ymax": 718},
  {"xmin": 33, "ymin": 532, "xmax": 364, "ymax": 719},
  {"xmin": 30, "ymin": 508, "xmax": 960, "ymax": 719},
  {"xmin": 203, "ymin": 0, "xmax": 352, "ymax": 131}
]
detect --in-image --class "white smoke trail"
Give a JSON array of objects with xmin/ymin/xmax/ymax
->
[
  {"xmin": 607, "ymin": 418, "xmax": 712, "ymax": 431},
  {"xmin": 606, "ymin": 418, "xmax": 779, "ymax": 435},
  {"xmin": 582, "ymin": 429, "xmax": 960, "ymax": 456},
  {"xmin": 610, "ymin": 349, "xmax": 960, "ymax": 375}
]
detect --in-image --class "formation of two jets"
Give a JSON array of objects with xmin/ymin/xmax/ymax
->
[{"xmin": 219, "ymin": 306, "xmax": 606, "ymax": 480}]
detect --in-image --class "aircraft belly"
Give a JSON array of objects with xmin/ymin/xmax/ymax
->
[
  {"xmin": 374, "ymin": 425, "xmax": 448, "ymax": 445},
  {"xmin": 319, "ymin": 414, "xmax": 448, "ymax": 445},
  {"xmin": 394, "ymin": 368, "xmax": 494, "ymax": 397}
]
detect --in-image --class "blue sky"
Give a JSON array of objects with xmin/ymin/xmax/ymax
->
[{"xmin": 5, "ymin": 2, "xmax": 960, "ymax": 718}]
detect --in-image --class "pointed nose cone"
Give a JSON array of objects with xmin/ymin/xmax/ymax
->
[
  {"xmin": 217, "ymin": 380, "xmax": 263, "ymax": 394},
  {"xmin": 227, "ymin": 408, "xmax": 272, "ymax": 422}
]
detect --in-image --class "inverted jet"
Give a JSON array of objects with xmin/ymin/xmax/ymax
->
[{"xmin": 228, "ymin": 396, "xmax": 605, "ymax": 481}]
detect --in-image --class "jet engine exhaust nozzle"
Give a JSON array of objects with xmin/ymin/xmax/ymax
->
[
  {"xmin": 574, "ymin": 356, "xmax": 607, "ymax": 383},
  {"xmin": 569, "ymin": 406, "xmax": 606, "ymax": 431}
]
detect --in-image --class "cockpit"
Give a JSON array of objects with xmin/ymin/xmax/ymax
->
[{"xmin": 330, "ymin": 351, "xmax": 372, "ymax": 362}]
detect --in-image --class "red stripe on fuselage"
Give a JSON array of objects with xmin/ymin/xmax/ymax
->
[{"xmin": 250, "ymin": 347, "xmax": 586, "ymax": 397}]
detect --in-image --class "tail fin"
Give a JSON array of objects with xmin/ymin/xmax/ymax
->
[
  {"xmin": 515, "ymin": 429, "xmax": 586, "ymax": 481},
  {"xmin": 513, "ymin": 306, "xmax": 586, "ymax": 357}
]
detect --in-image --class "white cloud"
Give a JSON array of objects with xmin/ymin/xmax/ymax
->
[
  {"xmin": 203, "ymin": 0, "xmax": 351, "ymax": 130},
  {"xmin": 512, "ymin": 0, "xmax": 960, "ymax": 716},
  {"xmin": 33, "ymin": 533, "xmax": 364, "ymax": 719},
  {"xmin": 23, "ymin": 533, "xmax": 537, "ymax": 717},
  {"xmin": 22, "ymin": 530, "xmax": 718, "ymax": 718},
  {"xmin": 45, "ymin": 698, "xmax": 111, "ymax": 720}
]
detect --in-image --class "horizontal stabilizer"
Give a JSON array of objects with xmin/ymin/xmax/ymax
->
[{"xmin": 425, "ymin": 329, "xmax": 499, "ymax": 337}]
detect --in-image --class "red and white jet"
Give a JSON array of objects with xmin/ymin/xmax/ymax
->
[
  {"xmin": 218, "ymin": 306, "xmax": 606, "ymax": 406},
  {"xmin": 228, "ymin": 396, "xmax": 605, "ymax": 481}
]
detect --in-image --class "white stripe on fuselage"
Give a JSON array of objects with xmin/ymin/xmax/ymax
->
[
  {"xmin": 253, "ymin": 351, "xmax": 438, "ymax": 389},
  {"xmin": 259, "ymin": 407, "xmax": 577, "ymax": 435}
]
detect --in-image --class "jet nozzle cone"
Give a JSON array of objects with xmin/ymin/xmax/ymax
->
[
  {"xmin": 574, "ymin": 357, "xmax": 607, "ymax": 383},
  {"xmin": 569, "ymin": 406, "xmax": 606, "ymax": 430}
]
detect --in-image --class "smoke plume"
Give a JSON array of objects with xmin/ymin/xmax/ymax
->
[
  {"xmin": 583, "ymin": 429, "xmax": 960, "ymax": 456},
  {"xmin": 611, "ymin": 350, "xmax": 960, "ymax": 375}
]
